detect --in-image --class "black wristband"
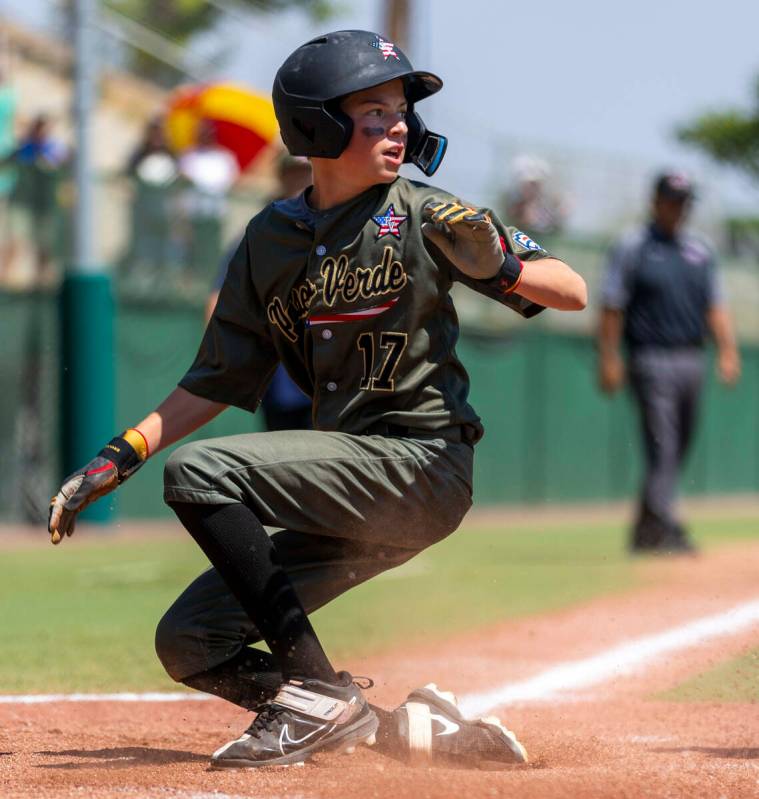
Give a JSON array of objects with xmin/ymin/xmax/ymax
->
[
  {"xmin": 97, "ymin": 436, "xmax": 144, "ymax": 482},
  {"xmin": 501, "ymin": 253, "xmax": 524, "ymax": 287},
  {"xmin": 477, "ymin": 253, "xmax": 524, "ymax": 293}
]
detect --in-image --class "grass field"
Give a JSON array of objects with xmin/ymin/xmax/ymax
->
[
  {"xmin": 660, "ymin": 645, "xmax": 759, "ymax": 702},
  {"xmin": 1, "ymin": 511, "xmax": 756, "ymax": 694}
]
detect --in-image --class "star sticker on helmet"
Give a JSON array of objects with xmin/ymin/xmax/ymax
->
[
  {"xmin": 370, "ymin": 36, "xmax": 400, "ymax": 61},
  {"xmin": 372, "ymin": 204, "xmax": 407, "ymax": 239}
]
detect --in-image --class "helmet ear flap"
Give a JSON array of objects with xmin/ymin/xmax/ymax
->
[
  {"xmin": 322, "ymin": 100, "xmax": 355, "ymax": 157},
  {"xmin": 277, "ymin": 103, "xmax": 353, "ymax": 158},
  {"xmin": 405, "ymin": 109, "xmax": 448, "ymax": 177}
]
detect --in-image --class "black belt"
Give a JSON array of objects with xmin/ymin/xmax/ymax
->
[{"xmin": 362, "ymin": 421, "xmax": 473, "ymax": 444}]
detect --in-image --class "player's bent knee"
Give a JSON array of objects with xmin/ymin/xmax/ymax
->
[
  {"xmin": 420, "ymin": 495, "xmax": 472, "ymax": 548},
  {"xmin": 153, "ymin": 612, "xmax": 184, "ymax": 682},
  {"xmin": 402, "ymin": 514, "xmax": 466, "ymax": 552},
  {"xmin": 154, "ymin": 608, "xmax": 204, "ymax": 682}
]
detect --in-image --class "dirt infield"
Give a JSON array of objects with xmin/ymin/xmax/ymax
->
[{"xmin": 3, "ymin": 539, "xmax": 759, "ymax": 798}]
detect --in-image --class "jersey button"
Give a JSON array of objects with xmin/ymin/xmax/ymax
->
[
  {"xmin": 321, "ymin": 329, "xmax": 333, "ymax": 340},
  {"xmin": 316, "ymin": 244, "xmax": 327, "ymax": 256},
  {"xmin": 326, "ymin": 381, "xmax": 338, "ymax": 392}
]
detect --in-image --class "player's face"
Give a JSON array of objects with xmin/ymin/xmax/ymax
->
[{"xmin": 338, "ymin": 79, "xmax": 408, "ymax": 185}]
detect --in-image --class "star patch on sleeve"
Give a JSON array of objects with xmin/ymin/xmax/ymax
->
[{"xmin": 372, "ymin": 204, "xmax": 407, "ymax": 239}]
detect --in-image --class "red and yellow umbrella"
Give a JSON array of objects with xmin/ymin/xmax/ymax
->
[{"xmin": 165, "ymin": 83, "xmax": 279, "ymax": 171}]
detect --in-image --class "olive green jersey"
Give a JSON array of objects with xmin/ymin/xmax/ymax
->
[{"xmin": 180, "ymin": 176, "xmax": 549, "ymax": 440}]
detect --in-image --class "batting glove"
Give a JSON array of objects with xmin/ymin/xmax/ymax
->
[
  {"xmin": 422, "ymin": 201, "xmax": 506, "ymax": 280},
  {"xmin": 48, "ymin": 428, "xmax": 148, "ymax": 544}
]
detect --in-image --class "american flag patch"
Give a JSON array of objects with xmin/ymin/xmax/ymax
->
[
  {"xmin": 372, "ymin": 204, "xmax": 407, "ymax": 239},
  {"xmin": 370, "ymin": 36, "xmax": 400, "ymax": 61},
  {"xmin": 307, "ymin": 297, "xmax": 399, "ymax": 326}
]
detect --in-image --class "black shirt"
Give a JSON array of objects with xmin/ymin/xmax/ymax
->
[{"xmin": 601, "ymin": 223, "xmax": 723, "ymax": 351}]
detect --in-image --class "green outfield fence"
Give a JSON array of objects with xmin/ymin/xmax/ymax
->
[
  {"xmin": 2, "ymin": 172, "xmax": 758, "ymax": 520},
  {"xmin": 1, "ymin": 285, "xmax": 758, "ymax": 522}
]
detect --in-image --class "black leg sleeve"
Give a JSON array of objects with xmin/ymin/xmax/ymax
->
[
  {"xmin": 168, "ymin": 501, "xmax": 337, "ymax": 684},
  {"xmin": 182, "ymin": 647, "xmax": 282, "ymax": 709}
]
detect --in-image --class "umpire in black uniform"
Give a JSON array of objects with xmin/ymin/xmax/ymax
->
[{"xmin": 597, "ymin": 172, "xmax": 741, "ymax": 553}]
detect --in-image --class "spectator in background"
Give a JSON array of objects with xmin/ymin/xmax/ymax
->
[
  {"xmin": 1, "ymin": 114, "xmax": 68, "ymax": 285},
  {"xmin": 598, "ymin": 172, "xmax": 741, "ymax": 554},
  {"xmin": 177, "ymin": 119, "xmax": 239, "ymax": 284},
  {"xmin": 503, "ymin": 154, "xmax": 568, "ymax": 236},
  {"xmin": 206, "ymin": 153, "xmax": 313, "ymax": 431},
  {"xmin": 121, "ymin": 116, "xmax": 179, "ymax": 287}
]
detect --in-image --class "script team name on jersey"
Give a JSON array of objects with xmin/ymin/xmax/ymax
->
[
  {"xmin": 267, "ymin": 280, "xmax": 318, "ymax": 342},
  {"xmin": 267, "ymin": 246, "xmax": 408, "ymax": 342},
  {"xmin": 321, "ymin": 246, "xmax": 407, "ymax": 307}
]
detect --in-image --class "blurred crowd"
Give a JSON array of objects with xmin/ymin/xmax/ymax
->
[
  {"xmin": 119, "ymin": 114, "xmax": 242, "ymax": 294},
  {"xmin": 500, "ymin": 154, "xmax": 569, "ymax": 238},
  {"xmin": 0, "ymin": 69, "xmax": 71, "ymax": 288},
  {"xmin": 0, "ymin": 68, "xmax": 277, "ymax": 295}
]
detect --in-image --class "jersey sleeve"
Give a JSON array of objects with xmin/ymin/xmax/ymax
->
[
  {"xmin": 178, "ymin": 226, "xmax": 279, "ymax": 412},
  {"xmin": 450, "ymin": 210, "xmax": 548, "ymax": 319}
]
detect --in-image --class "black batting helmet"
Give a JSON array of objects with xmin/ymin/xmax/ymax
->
[{"xmin": 272, "ymin": 30, "xmax": 447, "ymax": 176}]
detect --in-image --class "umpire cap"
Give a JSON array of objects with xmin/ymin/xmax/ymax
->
[
  {"xmin": 272, "ymin": 30, "xmax": 447, "ymax": 176},
  {"xmin": 654, "ymin": 171, "xmax": 696, "ymax": 201}
]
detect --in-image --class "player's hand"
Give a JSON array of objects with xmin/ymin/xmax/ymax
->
[
  {"xmin": 598, "ymin": 352, "xmax": 625, "ymax": 394},
  {"xmin": 422, "ymin": 201, "xmax": 503, "ymax": 280},
  {"xmin": 48, "ymin": 429, "xmax": 148, "ymax": 544},
  {"xmin": 48, "ymin": 458, "xmax": 120, "ymax": 544},
  {"xmin": 717, "ymin": 348, "xmax": 740, "ymax": 386}
]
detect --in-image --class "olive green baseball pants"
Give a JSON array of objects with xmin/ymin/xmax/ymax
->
[{"xmin": 156, "ymin": 427, "xmax": 473, "ymax": 680}]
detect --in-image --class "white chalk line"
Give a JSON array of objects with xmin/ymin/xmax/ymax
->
[
  {"xmin": 2, "ymin": 598, "xmax": 759, "ymax": 712},
  {"xmin": 0, "ymin": 691, "xmax": 211, "ymax": 705},
  {"xmin": 458, "ymin": 597, "xmax": 759, "ymax": 717}
]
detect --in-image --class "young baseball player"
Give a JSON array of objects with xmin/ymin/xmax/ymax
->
[{"xmin": 48, "ymin": 30, "xmax": 586, "ymax": 769}]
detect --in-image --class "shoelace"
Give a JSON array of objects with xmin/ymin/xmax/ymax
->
[
  {"xmin": 245, "ymin": 704, "xmax": 287, "ymax": 738},
  {"xmin": 244, "ymin": 673, "xmax": 375, "ymax": 737}
]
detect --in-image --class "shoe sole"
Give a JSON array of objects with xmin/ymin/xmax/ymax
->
[
  {"xmin": 210, "ymin": 710, "xmax": 379, "ymax": 769},
  {"xmin": 406, "ymin": 687, "xmax": 528, "ymax": 766}
]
